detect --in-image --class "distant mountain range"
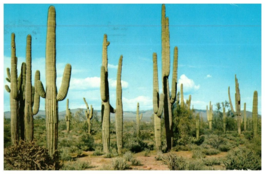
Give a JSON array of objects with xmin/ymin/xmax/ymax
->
[{"xmin": 4, "ymin": 108, "xmax": 260, "ymax": 122}]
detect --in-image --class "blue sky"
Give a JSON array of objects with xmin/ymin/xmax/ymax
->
[{"xmin": 3, "ymin": 3, "xmax": 262, "ymax": 114}]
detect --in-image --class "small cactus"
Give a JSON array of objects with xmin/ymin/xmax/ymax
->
[
  {"xmin": 252, "ymin": 91, "xmax": 258, "ymax": 137},
  {"xmin": 136, "ymin": 102, "xmax": 143, "ymax": 138},
  {"xmin": 207, "ymin": 101, "xmax": 213, "ymax": 130},
  {"xmin": 223, "ymin": 106, "xmax": 226, "ymax": 133},
  {"xmin": 196, "ymin": 114, "xmax": 200, "ymax": 140},
  {"xmin": 243, "ymin": 103, "xmax": 247, "ymax": 131},
  {"xmin": 65, "ymin": 99, "xmax": 71, "ymax": 133},
  {"xmin": 83, "ymin": 98, "xmax": 93, "ymax": 135}
]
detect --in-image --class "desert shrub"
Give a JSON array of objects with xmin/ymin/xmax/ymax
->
[
  {"xmin": 92, "ymin": 150, "xmax": 103, "ymax": 156},
  {"xmin": 61, "ymin": 161, "xmax": 92, "ymax": 170},
  {"xmin": 218, "ymin": 144, "xmax": 231, "ymax": 152},
  {"xmin": 203, "ymin": 134, "xmax": 224, "ymax": 149},
  {"xmin": 4, "ymin": 141, "xmax": 57, "ymax": 170},
  {"xmin": 163, "ymin": 153, "xmax": 187, "ymax": 170},
  {"xmin": 173, "ymin": 144, "xmax": 190, "ymax": 151},
  {"xmin": 203, "ymin": 157, "xmax": 221, "ymax": 166},
  {"xmin": 187, "ymin": 159, "xmax": 205, "ymax": 170},
  {"xmin": 191, "ymin": 135, "xmax": 205, "ymax": 146},
  {"xmin": 104, "ymin": 153, "xmax": 113, "ymax": 158},
  {"xmin": 131, "ymin": 158, "xmax": 142, "ymax": 166},
  {"xmin": 139, "ymin": 130, "xmax": 152, "ymax": 140},
  {"xmin": 243, "ymin": 131, "xmax": 253, "ymax": 140},
  {"xmin": 155, "ymin": 152, "xmax": 164, "ymax": 161},
  {"xmin": 202, "ymin": 148, "xmax": 220, "ymax": 155},
  {"xmin": 192, "ymin": 149, "xmax": 206, "ymax": 159},
  {"xmin": 77, "ymin": 133, "xmax": 94, "ymax": 151},
  {"xmin": 4, "ymin": 118, "xmax": 11, "ymax": 148},
  {"xmin": 246, "ymin": 136, "xmax": 261, "ymax": 157},
  {"xmin": 112, "ymin": 158, "xmax": 130, "ymax": 170},
  {"xmin": 223, "ymin": 147, "xmax": 261, "ymax": 170},
  {"xmin": 123, "ymin": 151, "xmax": 133, "ymax": 162},
  {"xmin": 124, "ymin": 138, "xmax": 148, "ymax": 153},
  {"xmin": 60, "ymin": 147, "xmax": 73, "ymax": 161},
  {"xmin": 144, "ymin": 148, "xmax": 150, "ymax": 157}
]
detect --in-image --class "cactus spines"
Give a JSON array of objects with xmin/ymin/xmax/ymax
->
[
  {"xmin": 243, "ymin": 103, "xmax": 247, "ymax": 131},
  {"xmin": 196, "ymin": 114, "xmax": 200, "ymax": 140},
  {"xmin": 207, "ymin": 102, "xmax": 213, "ymax": 130},
  {"xmin": 65, "ymin": 99, "xmax": 70, "ymax": 133},
  {"xmin": 115, "ymin": 56, "xmax": 123, "ymax": 155},
  {"xmin": 252, "ymin": 91, "xmax": 258, "ymax": 137},
  {"xmin": 36, "ymin": 6, "xmax": 72, "ymax": 158},
  {"xmin": 223, "ymin": 106, "xmax": 226, "ymax": 133},
  {"xmin": 136, "ymin": 102, "xmax": 142, "ymax": 138},
  {"xmin": 228, "ymin": 75, "xmax": 241, "ymax": 135},
  {"xmin": 153, "ymin": 53, "xmax": 164, "ymax": 152},
  {"xmin": 83, "ymin": 98, "xmax": 94, "ymax": 135},
  {"xmin": 100, "ymin": 34, "xmax": 113, "ymax": 154}
]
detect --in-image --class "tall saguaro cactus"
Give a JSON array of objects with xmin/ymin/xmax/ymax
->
[
  {"xmin": 196, "ymin": 114, "xmax": 200, "ymax": 140},
  {"xmin": 180, "ymin": 83, "xmax": 184, "ymax": 107},
  {"xmin": 252, "ymin": 91, "xmax": 258, "ymax": 138},
  {"xmin": 207, "ymin": 102, "xmax": 213, "ymax": 130},
  {"xmin": 65, "ymin": 99, "xmax": 71, "ymax": 133},
  {"xmin": 228, "ymin": 75, "xmax": 241, "ymax": 135},
  {"xmin": 115, "ymin": 56, "xmax": 123, "ymax": 155},
  {"xmin": 161, "ymin": 4, "xmax": 179, "ymax": 151},
  {"xmin": 24, "ymin": 35, "xmax": 41, "ymax": 141},
  {"xmin": 83, "ymin": 98, "xmax": 93, "ymax": 135},
  {"xmin": 243, "ymin": 103, "xmax": 246, "ymax": 131},
  {"xmin": 100, "ymin": 34, "xmax": 115, "ymax": 154},
  {"xmin": 153, "ymin": 53, "xmax": 164, "ymax": 152},
  {"xmin": 136, "ymin": 102, "xmax": 143, "ymax": 138},
  {"xmin": 36, "ymin": 6, "xmax": 72, "ymax": 158}
]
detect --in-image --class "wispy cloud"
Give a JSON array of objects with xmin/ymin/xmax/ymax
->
[
  {"xmin": 206, "ymin": 74, "xmax": 212, "ymax": 78},
  {"xmin": 178, "ymin": 74, "xmax": 200, "ymax": 93},
  {"xmin": 108, "ymin": 64, "xmax": 118, "ymax": 69},
  {"xmin": 122, "ymin": 96, "xmax": 152, "ymax": 111}
]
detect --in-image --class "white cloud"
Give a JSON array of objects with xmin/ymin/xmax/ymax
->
[
  {"xmin": 206, "ymin": 74, "xmax": 212, "ymax": 78},
  {"xmin": 122, "ymin": 96, "xmax": 152, "ymax": 111},
  {"xmin": 178, "ymin": 74, "xmax": 200, "ymax": 93},
  {"xmin": 109, "ymin": 78, "xmax": 129, "ymax": 88},
  {"xmin": 108, "ymin": 64, "xmax": 118, "ymax": 69}
]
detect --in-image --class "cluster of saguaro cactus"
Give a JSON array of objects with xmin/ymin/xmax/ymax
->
[
  {"xmin": 36, "ymin": 6, "xmax": 72, "ymax": 158},
  {"xmin": 83, "ymin": 98, "xmax": 93, "ymax": 135},
  {"xmin": 100, "ymin": 34, "xmax": 123, "ymax": 154},
  {"xmin": 161, "ymin": 4, "xmax": 179, "ymax": 151},
  {"xmin": 24, "ymin": 35, "xmax": 41, "ymax": 141},
  {"xmin": 153, "ymin": 53, "xmax": 164, "ymax": 152},
  {"xmin": 252, "ymin": 91, "xmax": 258, "ymax": 137},
  {"xmin": 206, "ymin": 102, "xmax": 213, "ymax": 130},
  {"xmin": 65, "ymin": 99, "xmax": 71, "ymax": 133},
  {"xmin": 243, "ymin": 103, "xmax": 247, "ymax": 131},
  {"xmin": 196, "ymin": 114, "xmax": 200, "ymax": 140},
  {"xmin": 228, "ymin": 75, "xmax": 241, "ymax": 135},
  {"xmin": 136, "ymin": 102, "xmax": 143, "ymax": 138}
]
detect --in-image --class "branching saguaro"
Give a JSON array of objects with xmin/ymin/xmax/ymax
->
[
  {"xmin": 161, "ymin": 4, "xmax": 179, "ymax": 151},
  {"xmin": 36, "ymin": 6, "xmax": 71, "ymax": 158},
  {"xmin": 153, "ymin": 53, "xmax": 164, "ymax": 152},
  {"xmin": 83, "ymin": 98, "xmax": 93, "ymax": 135},
  {"xmin": 136, "ymin": 102, "xmax": 143, "ymax": 138},
  {"xmin": 252, "ymin": 91, "xmax": 258, "ymax": 138},
  {"xmin": 228, "ymin": 75, "xmax": 241, "ymax": 135},
  {"xmin": 24, "ymin": 35, "xmax": 41, "ymax": 141},
  {"xmin": 65, "ymin": 99, "xmax": 71, "ymax": 133},
  {"xmin": 206, "ymin": 102, "xmax": 213, "ymax": 130}
]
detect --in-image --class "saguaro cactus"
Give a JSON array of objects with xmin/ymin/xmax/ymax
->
[
  {"xmin": 243, "ymin": 103, "xmax": 246, "ymax": 131},
  {"xmin": 115, "ymin": 56, "xmax": 123, "ymax": 155},
  {"xmin": 83, "ymin": 98, "xmax": 93, "ymax": 135},
  {"xmin": 24, "ymin": 35, "xmax": 41, "ymax": 141},
  {"xmin": 207, "ymin": 102, "xmax": 213, "ymax": 130},
  {"xmin": 161, "ymin": 5, "xmax": 179, "ymax": 151},
  {"xmin": 223, "ymin": 106, "xmax": 226, "ymax": 133},
  {"xmin": 228, "ymin": 75, "xmax": 241, "ymax": 135},
  {"xmin": 196, "ymin": 114, "xmax": 200, "ymax": 140},
  {"xmin": 252, "ymin": 91, "xmax": 258, "ymax": 137},
  {"xmin": 65, "ymin": 99, "xmax": 71, "ymax": 133},
  {"xmin": 136, "ymin": 102, "xmax": 143, "ymax": 138},
  {"xmin": 153, "ymin": 53, "xmax": 164, "ymax": 152},
  {"xmin": 100, "ymin": 34, "xmax": 115, "ymax": 154},
  {"xmin": 180, "ymin": 83, "xmax": 184, "ymax": 107},
  {"xmin": 36, "ymin": 6, "xmax": 71, "ymax": 158}
]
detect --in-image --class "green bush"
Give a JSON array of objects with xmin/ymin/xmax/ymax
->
[
  {"xmin": 191, "ymin": 135, "xmax": 205, "ymax": 145},
  {"xmin": 163, "ymin": 153, "xmax": 187, "ymax": 170},
  {"xmin": 187, "ymin": 159, "xmax": 205, "ymax": 170},
  {"xmin": 112, "ymin": 158, "xmax": 130, "ymax": 170},
  {"xmin": 144, "ymin": 148, "xmax": 150, "ymax": 157},
  {"xmin": 223, "ymin": 147, "xmax": 261, "ymax": 170},
  {"xmin": 192, "ymin": 149, "xmax": 206, "ymax": 159},
  {"xmin": 77, "ymin": 133, "xmax": 94, "ymax": 151},
  {"xmin": 123, "ymin": 151, "xmax": 133, "ymax": 162},
  {"xmin": 92, "ymin": 150, "xmax": 103, "ymax": 156},
  {"xmin": 203, "ymin": 157, "xmax": 221, "ymax": 166},
  {"xmin": 124, "ymin": 138, "xmax": 148, "ymax": 153},
  {"xmin": 131, "ymin": 158, "xmax": 142, "ymax": 166},
  {"xmin": 61, "ymin": 161, "xmax": 92, "ymax": 170},
  {"xmin": 60, "ymin": 147, "xmax": 74, "ymax": 161},
  {"xmin": 202, "ymin": 148, "xmax": 220, "ymax": 155}
]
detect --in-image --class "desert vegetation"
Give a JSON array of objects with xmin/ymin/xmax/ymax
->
[{"xmin": 4, "ymin": 4, "xmax": 261, "ymax": 170}]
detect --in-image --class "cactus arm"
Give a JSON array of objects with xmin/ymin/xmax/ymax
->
[
  {"xmin": 228, "ymin": 86, "xmax": 235, "ymax": 113},
  {"xmin": 153, "ymin": 89, "xmax": 159, "ymax": 113},
  {"xmin": 110, "ymin": 104, "xmax": 115, "ymax": 113},
  {"xmin": 6, "ymin": 68, "xmax": 11, "ymax": 81},
  {"xmin": 102, "ymin": 34, "xmax": 110, "ymax": 70},
  {"xmin": 36, "ymin": 80, "xmax": 46, "ymax": 98},
  {"xmin": 139, "ymin": 113, "xmax": 143, "ymax": 120},
  {"xmin": 33, "ymin": 71, "xmax": 41, "ymax": 115},
  {"xmin": 170, "ymin": 46, "xmax": 178, "ymax": 104},
  {"xmin": 176, "ymin": 91, "xmax": 180, "ymax": 105},
  {"xmin": 83, "ymin": 97, "xmax": 89, "ymax": 109},
  {"xmin": 56, "ymin": 64, "xmax": 71, "ymax": 101},
  {"xmin": 157, "ymin": 93, "xmax": 164, "ymax": 117},
  {"xmin": 100, "ymin": 66, "xmax": 107, "ymax": 102},
  {"xmin": 90, "ymin": 105, "xmax": 94, "ymax": 120},
  {"xmin": 5, "ymin": 85, "xmax": 11, "ymax": 93}
]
